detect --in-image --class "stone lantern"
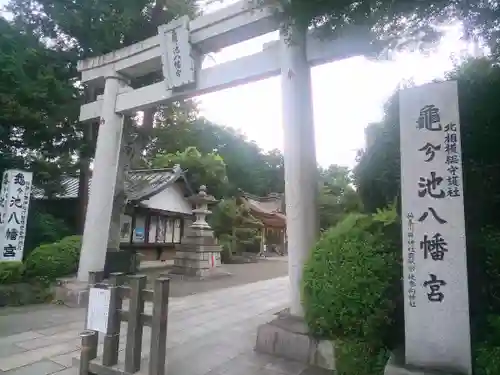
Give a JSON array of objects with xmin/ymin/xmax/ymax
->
[
  {"xmin": 189, "ymin": 185, "xmax": 216, "ymax": 230},
  {"xmin": 171, "ymin": 186, "xmax": 227, "ymax": 278}
]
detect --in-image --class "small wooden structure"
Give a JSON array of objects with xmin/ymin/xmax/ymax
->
[
  {"xmin": 32, "ymin": 166, "xmax": 194, "ymax": 262},
  {"xmin": 237, "ymin": 191, "xmax": 287, "ymax": 255},
  {"xmin": 79, "ymin": 271, "xmax": 170, "ymax": 375}
]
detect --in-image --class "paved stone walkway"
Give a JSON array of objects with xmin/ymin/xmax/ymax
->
[
  {"xmin": 143, "ymin": 257, "xmax": 289, "ymax": 297},
  {"xmin": 0, "ymin": 277, "xmax": 330, "ymax": 375}
]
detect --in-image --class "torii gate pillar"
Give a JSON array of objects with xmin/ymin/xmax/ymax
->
[
  {"xmin": 254, "ymin": 25, "xmax": 327, "ymax": 368},
  {"xmin": 280, "ymin": 24, "xmax": 319, "ymax": 317},
  {"xmin": 77, "ymin": 73, "xmax": 129, "ymax": 282}
]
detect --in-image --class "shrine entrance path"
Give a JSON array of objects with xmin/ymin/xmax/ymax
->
[
  {"xmin": 144, "ymin": 256, "xmax": 289, "ymax": 297},
  {"xmin": 0, "ymin": 273, "xmax": 330, "ymax": 375}
]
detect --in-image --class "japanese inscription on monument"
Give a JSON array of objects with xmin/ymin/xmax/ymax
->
[
  {"xmin": 0, "ymin": 170, "xmax": 33, "ymax": 262},
  {"xmin": 399, "ymin": 81, "xmax": 471, "ymax": 374}
]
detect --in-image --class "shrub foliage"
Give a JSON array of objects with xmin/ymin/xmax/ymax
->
[
  {"xmin": 0, "ymin": 261, "xmax": 25, "ymax": 284},
  {"xmin": 302, "ymin": 212, "xmax": 401, "ymax": 348},
  {"xmin": 25, "ymin": 235, "xmax": 82, "ymax": 280}
]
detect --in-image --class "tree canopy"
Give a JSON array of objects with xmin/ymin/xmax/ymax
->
[
  {"xmin": 151, "ymin": 146, "xmax": 229, "ymax": 197},
  {"xmin": 318, "ymin": 165, "xmax": 362, "ymax": 231},
  {"xmin": 7, "ymin": 0, "xmax": 198, "ymax": 58},
  {"xmin": 353, "ymin": 57, "xmax": 500, "ymax": 232},
  {"xmin": 277, "ymin": 0, "xmax": 458, "ymax": 55},
  {"xmin": 147, "ymin": 117, "xmax": 285, "ymax": 196},
  {"xmin": 0, "ymin": 17, "xmax": 79, "ymax": 191}
]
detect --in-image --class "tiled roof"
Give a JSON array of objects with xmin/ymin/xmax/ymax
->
[
  {"xmin": 32, "ymin": 167, "xmax": 189, "ymax": 201},
  {"xmin": 31, "ymin": 176, "xmax": 84, "ymax": 199},
  {"xmin": 125, "ymin": 167, "xmax": 183, "ymax": 201},
  {"xmin": 238, "ymin": 191, "xmax": 286, "ymax": 228}
]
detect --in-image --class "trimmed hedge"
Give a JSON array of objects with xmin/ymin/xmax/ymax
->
[
  {"xmin": 0, "ymin": 282, "xmax": 52, "ymax": 307},
  {"xmin": 302, "ymin": 209, "xmax": 500, "ymax": 374},
  {"xmin": 335, "ymin": 339, "xmax": 390, "ymax": 375},
  {"xmin": 475, "ymin": 315, "xmax": 500, "ymax": 375},
  {"xmin": 302, "ymin": 210, "xmax": 402, "ymax": 375},
  {"xmin": 25, "ymin": 235, "xmax": 82, "ymax": 280},
  {"xmin": 303, "ymin": 213, "xmax": 401, "ymax": 346},
  {"xmin": 0, "ymin": 235, "xmax": 82, "ymax": 306},
  {"xmin": 0, "ymin": 261, "xmax": 25, "ymax": 284},
  {"xmin": 24, "ymin": 209, "xmax": 72, "ymax": 256}
]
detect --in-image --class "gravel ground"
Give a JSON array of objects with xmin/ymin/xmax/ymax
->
[{"xmin": 143, "ymin": 257, "xmax": 288, "ymax": 297}]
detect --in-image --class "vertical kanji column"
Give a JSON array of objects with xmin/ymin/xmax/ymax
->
[
  {"xmin": 77, "ymin": 72, "xmax": 129, "ymax": 282},
  {"xmin": 280, "ymin": 23, "xmax": 319, "ymax": 316}
]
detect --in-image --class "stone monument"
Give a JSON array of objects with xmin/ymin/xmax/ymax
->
[
  {"xmin": 170, "ymin": 186, "xmax": 227, "ymax": 278},
  {"xmin": 386, "ymin": 80, "xmax": 472, "ymax": 375}
]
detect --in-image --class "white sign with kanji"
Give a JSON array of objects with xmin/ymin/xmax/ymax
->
[
  {"xmin": 399, "ymin": 81, "xmax": 471, "ymax": 374},
  {"xmin": 86, "ymin": 287, "xmax": 111, "ymax": 334},
  {"xmin": 0, "ymin": 170, "xmax": 33, "ymax": 262},
  {"xmin": 158, "ymin": 15, "xmax": 195, "ymax": 90}
]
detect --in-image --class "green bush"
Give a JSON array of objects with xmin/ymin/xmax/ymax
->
[
  {"xmin": 25, "ymin": 235, "xmax": 82, "ymax": 280},
  {"xmin": 219, "ymin": 234, "xmax": 233, "ymax": 263},
  {"xmin": 478, "ymin": 227, "xmax": 500, "ymax": 312},
  {"xmin": 474, "ymin": 315, "xmax": 500, "ymax": 375},
  {"xmin": 0, "ymin": 261, "xmax": 25, "ymax": 284},
  {"xmin": 24, "ymin": 209, "xmax": 72, "ymax": 256},
  {"xmin": 302, "ymin": 212, "xmax": 401, "ymax": 347},
  {"xmin": 0, "ymin": 282, "xmax": 53, "ymax": 307},
  {"xmin": 335, "ymin": 339, "xmax": 390, "ymax": 375},
  {"xmin": 475, "ymin": 344, "xmax": 500, "ymax": 375}
]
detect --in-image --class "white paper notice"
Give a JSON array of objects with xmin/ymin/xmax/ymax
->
[{"xmin": 86, "ymin": 287, "xmax": 111, "ymax": 334}]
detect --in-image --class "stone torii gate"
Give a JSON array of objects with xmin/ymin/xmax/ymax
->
[{"xmin": 76, "ymin": 0, "xmax": 368, "ymax": 317}]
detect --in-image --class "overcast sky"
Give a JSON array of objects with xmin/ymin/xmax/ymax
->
[{"xmin": 197, "ymin": 1, "xmax": 477, "ymax": 168}]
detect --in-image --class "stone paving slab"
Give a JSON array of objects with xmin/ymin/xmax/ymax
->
[
  {"xmin": 0, "ymin": 276, "xmax": 331, "ymax": 375},
  {"xmin": 0, "ymin": 307, "xmax": 86, "ymax": 338},
  {"xmin": 2, "ymin": 360, "xmax": 64, "ymax": 375}
]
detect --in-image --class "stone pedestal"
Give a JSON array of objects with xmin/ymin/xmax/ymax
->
[
  {"xmin": 169, "ymin": 186, "xmax": 230, "ymax": 279},
  {"xmin": 255, "ymin": 312, "xmax": 335, "ymax": 371},
  {"xmin": 384, "ymin": 350, "xmax": 463, "ymax": 375},
  {"xmin": 171, "ymin": 227, "xmax": 228, "ymax": 278},
  {"xmin": 53, "ymin": 278, "xmax": 90, "ymax": 307}
]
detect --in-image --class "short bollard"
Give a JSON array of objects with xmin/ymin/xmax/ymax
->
[{"xmin": 80, "ymin": 330, "xmax": 98, "ymax": 375}]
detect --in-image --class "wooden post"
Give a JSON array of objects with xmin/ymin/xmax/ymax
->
[
  {"xmin": 148, "ymin": 277, "xmax": 170, "ymax": 375},
  {"xmin": 102, "ymin": 273, "xmax": 124, "ymax": 366},
  {"xmin": 231, "ymin": 227, "xmax": 236, "ymax": 256},
  {"xmin": 79, "ymin": 330, "xmax": 98, "ymax": 375},
  {"xmin": 125, "ymin": 275, "xmax": 147, "ymax": 373},
  {"xmin": 88, "ymin": 271, "xmax": 104, "ymax": 286},
  {"xmin": 260, "ymin": 228, "xmax": 265, "ymax": 255}
]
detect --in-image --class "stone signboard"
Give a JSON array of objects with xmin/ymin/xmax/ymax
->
[
  {"xmin": 399, "ymin": 80, "xmax": 472, "ymax": 374},
  {"xmin": 0, "ymin": 170, "xmax": 33, "ymax": 262}
]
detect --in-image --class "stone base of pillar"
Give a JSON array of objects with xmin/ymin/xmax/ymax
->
[
  {"xmin": 53, "ymin": 278, "xmax": 90, "ymax": 308},
  {"xmin": 254, "ymin": 311, "xmax": 335, "ymax": 371},
  {"xmin": 168, "ymin": 227, "xmax": 231, "ymax": 279},
  {"xmin": 384, "ymin": 350, "xmax": 462, "ymax": 375}
]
